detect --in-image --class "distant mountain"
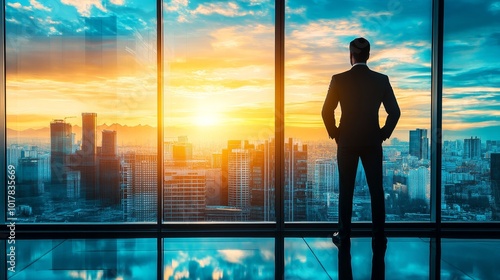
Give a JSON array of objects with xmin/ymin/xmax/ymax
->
[{"xmin": 7, "ymin": 124, "xmax": 158, "ymax": 146}]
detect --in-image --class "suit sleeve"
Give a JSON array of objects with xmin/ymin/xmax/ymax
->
[
  {"xmin": 322, "ymin": 75, "xmax": 340, "ymax": 140},
  {"xmin": 380, "ymin": 76, "xmax": 401, "ymax": 140}
]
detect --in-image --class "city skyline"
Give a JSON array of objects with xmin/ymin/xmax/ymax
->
[{"xmin": 7, "ymin": 112, "xmax": 500, "ymax": 223}]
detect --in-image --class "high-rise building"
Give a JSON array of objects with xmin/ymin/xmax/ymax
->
[
  {"xmin": 82, "ymin": 113, "xmax": 97, "ymax": 164},
  {"xmin": 285, "ymin": 138, "xmax": 308, "ymax": 221},
  {"xmin": 409, "ymin": 128, "xmax": 429, "ymax": 160},
  {"xmin": 464, "ymin": 137, "xmax": 481, "ymax": 159},
  {"xmin": 80, "ymin": 113, "xmax": 97, "ymax": 200},
  {"xmin": 97, "ymin": 130, "xmax": 120, "ymax": 206},
  {"xmin": 408, "ymin": 166, "xmax": 430, "ymax": 202},
  {"xmin": 491, "ymin": 153, "xmax": 500, "ymax": 220},
  {"xmin": 221, "ymin": 140, "xmax": 249, "ymax": 206},
  {"xmin": 122, "ymin": 153, "xmax": 157, "ymax": 222},
  {"xmin": 50, "ymin": 120, "xmax": 72, "ymax": 189},
  {"xmin": 101, "ymin": 130, "xmax": 117, "ymax": 156},
  {"xmin": 228, "ymin": 148, "xmax": 251, "ymax": 220},
  {"xmin": 314, "ymin": 158, "xmax": 336, "ymax": 201},
  {"xmin": 164, "ymin": 169, "xmax": 206, "ymax": 221}
]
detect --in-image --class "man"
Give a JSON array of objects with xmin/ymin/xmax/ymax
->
[{"xmin": 322, "ymin": 37, "xmax": 400, "ymax": 251}]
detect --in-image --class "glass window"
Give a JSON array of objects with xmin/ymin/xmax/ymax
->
[
  {"xmin": 285, "ymin": 0, "xmax": 432, "ymax": 222},
  {"xmin": 5, "ymin": 0, "xmax": 158, "ymax": 223},
  {"xmin": 163, "ymin": 0, "xmax": 275, "ymax": 222},
  {"xmin": 443, "ymin": 0, "xmax": 500, "ymax": 222}
]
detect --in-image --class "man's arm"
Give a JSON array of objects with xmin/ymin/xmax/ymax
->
[
  {"xmin": 322, "ymin": 76, "xmax": 340, "ymax": 140},
  {"xmin": 380, "ymin": 76, "xmax": 401, "ymax": 140}
]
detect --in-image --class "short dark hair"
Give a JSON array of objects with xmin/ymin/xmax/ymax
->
[{"xmin": 349, "ymin": 37, "xmax": 370, "ymax": 62}]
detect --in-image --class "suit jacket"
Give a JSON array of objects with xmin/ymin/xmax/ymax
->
[{"xmin": 322, "ymin": 64, "xmax": 400, "ymax": 147}]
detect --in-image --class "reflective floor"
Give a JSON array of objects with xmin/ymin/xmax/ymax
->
[{"xmin": 3, "ymin": 237, "xmax": 499, "ymax": 279}]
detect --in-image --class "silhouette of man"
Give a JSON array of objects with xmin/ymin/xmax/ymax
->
[{"xmin": 322, "ymin": 37, "xmax": 400, "ymax": 251}]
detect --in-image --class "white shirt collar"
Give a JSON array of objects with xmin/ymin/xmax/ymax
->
[{"xmin": 352, "ymin": 63, "xmax": 367, "ymax": 67}]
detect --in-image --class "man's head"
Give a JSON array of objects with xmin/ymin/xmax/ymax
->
[{"xmin": 349, "ymin": 37, "xmax": 370, "ymax": 65}]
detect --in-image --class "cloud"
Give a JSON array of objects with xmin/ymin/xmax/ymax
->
[
  {"xmin": 7, "ymin": 2, "xmax": 33, "ymax": 11},
  {"xmin": 192, "ymin": 2, "xmax": 244, "ymax": 17},
  {"xmin": 60, "ymin": 0, "xmax": 108, "ymax": 17},
  {"xmin": 30, "ymin": 0, "xmax": 51, "ymax": 11}
]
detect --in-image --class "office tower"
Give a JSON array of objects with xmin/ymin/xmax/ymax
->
[
  {"xmin": 18, "ymin": 158, "xmax": 43, "ymax": 197},
  {"xmin": 409, "ymin": 128, "xmax": 429, "ymax": 160},
  {"xmin": 250, "ymin": 146, "xmax": 266, "ymax": 221},
  {"xmin": 50, "ymin": 120, "xmax": 72, "ymax": 189},
  {"xmin": 314, "ymin": 158, "xmax": 336, "ymax": 200},
  {"xmin": 164, "ymin": 169, "xmax": 206, "ymax": 221},
  {"xmin": 228, "ymin": 148, "xmax": 251, "ymax": 220},
  {"xmin": 221, "ymin": 140, "xmax": 250, "ymax": 206},
  {"xmin": 464, "ymin": 137, "xmax": 481, "ymax": 159},
  {"xmin": 7, "ymin": 144, "xmax": 23, "ymax": 166},
  {"xmin": 82, "ymin": 113, "xmax": 97, "ymax": 164},
  {"xmin": 285, "ymin": 138, "xmax": 308, "ymax": 222},
  {"xmin": 120, "ymin": 159, "xmax": 133, "ymax": 221},
  {"xmin": 172, "ymin": 138, "xmax": 193, "ymax": 167},
  {"xmin": 66, "ymin": 171, "xmax": 81, "ymax": 199},
  {"xmin": 80, "ymin": 112, "xmax": 97, "ymax": 200},
  {"xmin": 408, "ymin": 166, "xmax": 430, "ymax": 202},
  {"xmin": 97, "ymin": 130, "xmax": 120, "ymax": 206},
  {"xmin": 123, "ymin": 153, "xmax": 157, "ymax": 222},
  {"xmin": 491, "ymin": 153, "xmax": 500, "ymax": 220},
  {"xmin": 206, "ymin": 169, "xmax": 222, "ymax": 206},
  {"xmin": 101, "ymin": 130, "xmax": 117, "ymax": 156}
]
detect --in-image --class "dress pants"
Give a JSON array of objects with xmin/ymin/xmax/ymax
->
[{"xmin": 337, "ymin": 145, "xmax": 385, "ymax": 240}]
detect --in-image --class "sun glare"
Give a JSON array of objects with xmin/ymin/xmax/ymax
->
[{"xmin": 193, "ymin": 112, "xmax": 220, "ymax": 127}]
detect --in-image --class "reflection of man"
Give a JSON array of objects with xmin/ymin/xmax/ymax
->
[{"xmin": 322, "ymin": 37, "xmax": 400, "ymax": 250}]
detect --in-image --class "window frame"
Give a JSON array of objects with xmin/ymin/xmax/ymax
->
[{"xmin": 1, "ymin": 0, "xmax": 500, "ymax": 278}]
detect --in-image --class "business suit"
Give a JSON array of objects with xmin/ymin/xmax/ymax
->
[{"xmin": 322, "ymin": 64, "xmax": 400, "ymax": 243}]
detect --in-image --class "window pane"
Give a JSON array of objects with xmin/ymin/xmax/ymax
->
[
  {"xmin": 285, "ymin": 0, "xmax": 432, "ymax": 222},
  {"xmin": 6, "ymin": 1, "xmax": 157, "ymax": 222},
  {"xmin": 443, "ymin": 0, "xmax": 500, "ymax": 222},
  {"xmin": 163, "ymin": 0, "xmax": 275, "ymax": 222}
]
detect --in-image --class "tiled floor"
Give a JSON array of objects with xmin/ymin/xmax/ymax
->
[{"xmin": 4, "ymin": 237, "xmax": 500, "ymax": 279}]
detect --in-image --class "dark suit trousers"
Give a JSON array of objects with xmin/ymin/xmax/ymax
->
[{"xmin": 337, "ymin": 145, "xmax": 385, "ymax": 239}]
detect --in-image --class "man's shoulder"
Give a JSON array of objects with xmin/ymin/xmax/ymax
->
[
  {"xmin": 332, "ymin": 69, "xmax": 351, "ymax": 79},
  {"xmin": 368, "ymin": 69, "xmax": 389, "ymax": 78}
]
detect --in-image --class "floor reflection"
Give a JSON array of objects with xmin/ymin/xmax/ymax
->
[
  {"xmin": 4, "ymin": 237, "xmax": 499, "ymax": 279},
  {"xmin": 441, "ymin": 239, "xmax": 500, "ymax": 280},
  {"xmin": 6, "ymin": 239, "xmax": 156, "ymax": 280},
  {"xmin": 163, "ymin": 237, "xmax": 274, "ymax": 280}
]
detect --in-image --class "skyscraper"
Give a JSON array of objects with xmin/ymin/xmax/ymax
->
[
  {"xmin": 285, "ymin": 138, "xmax": 307, "ymax": 221},
  {"xmin": 491, "ymin": 153, "xmax": 500, "ymax": 220},
  {"xmin": 164, "ymin": 169, "xmax": 206, "ymax": 221},
  {"xmin": 409, "ymin": 128, "xmax": 429, "ymax": 160},
  {"xmin": 314, "ymin": 158, "xmax": 336, "ymax": 201},
  {"xmin": 101, "ymin": 130, "xmax": 117, "ymax": 157},
  {"xmin": 81, "ymin": 113, "xmax": 97, "ymax": 200},
  {"xmin": 97, "ymin": 130, "xmax": 120, "ymax": 206},
  {"xmin": 464, "ymin": 137, "xmax": 481, "ymax": 159},
  {"xmin": 123, "ymin": 153, "xmax": 157, "ymax": 222},
  {"xmin": 228, "ymin": 148, "xmax": 251, "ymax": 220},
  {"xmin": 50, "ymin": 120, "xmax": 72, "ymax": 190}
]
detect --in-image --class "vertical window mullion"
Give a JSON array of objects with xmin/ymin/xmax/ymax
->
[
  {"xmin": 157, "ymin": 0, "xmax": 164, "ymax": 279},
  {"xmin": 430, "ymin": 0, "xmax": 444, "ymax": 279},
  {"xmin": 275, "ymin": 0, "xmax": 285, "ymax": 278}
]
